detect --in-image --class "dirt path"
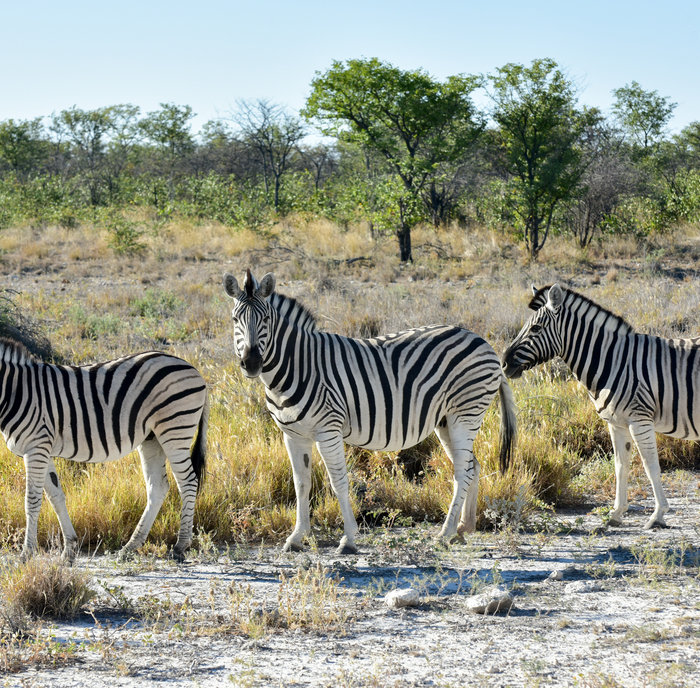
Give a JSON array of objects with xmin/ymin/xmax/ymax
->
[{"xmin": 7, "ymin": 475, "xmax": 700, "ymax": 688}]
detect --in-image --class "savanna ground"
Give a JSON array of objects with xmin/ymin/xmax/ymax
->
[{"xmin": 0, "ymin": 216, "xmax": 699, "ymax": 687}]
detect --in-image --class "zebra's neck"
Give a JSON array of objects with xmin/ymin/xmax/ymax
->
[
  {"xmin": 260, "ymin": 294, "xmax": 319, "ymax": 396},
  {"xmin": 558, "ymin": 290, "xmax": 634, "ymax": 392}
]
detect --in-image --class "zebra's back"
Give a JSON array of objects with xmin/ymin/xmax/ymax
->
[
  {"xmin": 2, "ymin": 348, "xmax": 207, "ymax": 462},
  {"xmin": 293, "ymin": 325, "xmax": 503, "ymax": 451},
  {"xmin": 621, "ymin": 333, "xmax": 700, "ymax": 439}
]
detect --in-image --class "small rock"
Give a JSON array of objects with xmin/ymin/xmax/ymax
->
[
  {"xmin": 564, "ymin": 580, "xmax": 602, "ymax": 594},
  {"xmin": 385, "ymin": 587, "xmax": 420, "ymax": 609},
  {"xmin": 547, "ymin": 565, "xmax": 577, "ymax": 582},
  {"xmin": 467, "ymin": 585, "xmax": 514, "ymax": 614}
]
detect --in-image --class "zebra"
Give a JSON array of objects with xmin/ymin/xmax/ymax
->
[
  {"xmin": 223, "ymin": 269, "xmax": 516, "ymax": 554},
  {"xmin": 502, "ymin": 282, "xmax": 699, "ymax": 530},
  {"xmin": 0, "ymin": 338, "xmax": 209, "ymax": 561}
]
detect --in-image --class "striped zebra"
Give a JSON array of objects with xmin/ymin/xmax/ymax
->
[
  {"xmin": 223, "ymin": 269, "xmax": 516, "ymax": 554},
  {"xmin": 502, "ymin": 283, "xmax": 698, "ymax": 529},
  {"xmin": 0, "ymin": 339, "xmax": 209, "ymax": 561}
]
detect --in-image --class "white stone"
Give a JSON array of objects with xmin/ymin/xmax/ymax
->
[
  {"xmin": 384, "ymin": 587, "xmax": 420, "ymax": 609},
  {"xmin": 467, "ymin": 585, "xmax": 515, "ymax": 614}
]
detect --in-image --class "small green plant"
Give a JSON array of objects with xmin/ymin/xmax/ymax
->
[
  {"xmin": 105, "ymin": 214, "xmax": 146, "ymax": 255},
  {"xmin": 67, "ymin": 304, "xmax": 122, "ymax": 340}
]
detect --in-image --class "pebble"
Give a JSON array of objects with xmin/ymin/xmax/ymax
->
[
  {"xmin": 384, "ymin": 587, "xmax": 420, "ymax": 609},
  {"xmin": 466, "ymin": 585, "xmax": 514, "ymax": 614}
]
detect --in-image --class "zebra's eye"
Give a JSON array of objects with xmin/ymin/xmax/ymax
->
[
  {"xmin": 232, "ymin": 315, "xmax": 240, "ymax": 325},
  {"xmin": 530, "ymin": 324, "xmax": 542, "ymax": 334}
]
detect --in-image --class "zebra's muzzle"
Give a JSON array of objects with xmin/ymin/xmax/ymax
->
[
  {"xmin": 240, "ymin": 345, "xmax": 263, "ymax": 377},
  {"xmin": 502, "ymin": 348, "xmax": 525, "ymax": 379}
]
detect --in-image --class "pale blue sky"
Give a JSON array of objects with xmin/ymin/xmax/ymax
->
[{"xmin": 2, "ymin": 0, "xmax": 698, "ymax": 136}]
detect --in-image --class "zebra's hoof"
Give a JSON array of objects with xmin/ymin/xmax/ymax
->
[
  {"xmin": 169, "ymin": 547, "xmax": 188, "ymax": 563},
  {"xmin": 116, "ymin": 548, "xmax": 135, "ymax": 562},
  {"xmin": 644, "ymin": 519, "xmax": 670, "ymax": 530},
  {"xmin": 282, "ymin": 541, "xmax": 304, "ymax": 553},
  {"xmin": 335, "ymin": 543, "xmax": 358, "ymax": 556},
  {"xmin": 61, "ymin": 549, "xmax": 77, "ymax": 565},
  {"xmin": 607, "ymin": 518, "xmax": 623, "ymax": 527},
  {"xmin": 19, "ymin": 549, "xmax": 35, "ymax": 563}
]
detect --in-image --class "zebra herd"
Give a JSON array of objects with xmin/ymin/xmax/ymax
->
[{"xmin": 2, "ymin": 270, "xmax": 697, "ymax": 561}]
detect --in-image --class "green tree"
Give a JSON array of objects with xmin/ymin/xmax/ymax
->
[
  {"xmin": 0, "ymin": 118, "xmax": 46, "ymax": 176},
  {"xmin": 140, "ymin": 103, "xmax": 195, "ymax": 202},
  {"xmin": 304, "ymin": 58, "xmax": 483, "ymax": 261},
  {"xmin": 488, "ymin": 58, "xmax": 593, "ymax": 258},
  {"xmin": 612, "ymin": 81, "xmax": 676, "ymax": 152}
]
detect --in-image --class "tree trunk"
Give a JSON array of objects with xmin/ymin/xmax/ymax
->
[{"xmin": 397, "ymin": 225, "xmax": 413, "ymax": 262}]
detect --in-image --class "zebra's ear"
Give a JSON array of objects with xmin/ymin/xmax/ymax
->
[
  {"xmin": 257, "ymin": 273, "xmax": 276, "ymax": 299},
  {"xmin": 531, "ymin": 284, "xmax": 538, "ymax": 296},
  {"xmin": 223, "ymin": 273, "xmax": 242, "ymax": 299},
  {"xmin": 546, "ymin": 283, "xmax": 564, "ymax": 312}
]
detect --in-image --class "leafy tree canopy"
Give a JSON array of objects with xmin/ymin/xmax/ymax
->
[
  {"xmin": 612, "ymin": 81, "xmax": 676, "ymax": 151},
  {"xmin": 488, "ymin": 58, "xmax": 595, "ymax": 257}
]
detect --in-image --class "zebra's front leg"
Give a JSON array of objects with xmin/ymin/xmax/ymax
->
[
  {"xmin": 435, "ymin": 423, "xmax": 476, "ymax": 542},
  {"xmin": 315, "ymin": 432, "xmax": 359, "ymax": 555},
  {"xmin": 608, "ymin": 424, "xmax": 634, "ymax": 527},
  {"xmin": 21, "ymin": 452, "xmax": 51, "ymax": 561},
  {"xmin": 43, "ymin": 458, "xmax": 79, "ymax": 562},
  {"xmin": 629, "ymin": 422, "xmax": 669, "ymax": 529},
  {"xmin": 282, "ymin": 435, "xmax": 314, "ymax": 553},
  {"xmin": 119, "ymin": 438, "xmax": 169, "ymax": 560}
]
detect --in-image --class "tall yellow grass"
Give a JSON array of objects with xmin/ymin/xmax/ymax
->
[{"xmin": 0, "ymin": 214, "xmax": 698, "ymax": 554}]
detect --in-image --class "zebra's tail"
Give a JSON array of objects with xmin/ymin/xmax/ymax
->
[
  {"xmin": 191, "ymin": 388, "xmax": 209, "ymax": 492},
  {"xmin": 498, "ymin": 377, "xmax": 517, "ymax": 472}
]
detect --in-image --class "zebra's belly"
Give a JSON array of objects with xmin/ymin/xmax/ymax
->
[
  {"xmin": 655, "ymin": 420, "xmax": 700, "ymax": 441},
  {"xmin": 50, "ymin": 434, "xmax": 147, "ymax": 464},
  {"xmin": 343, "ymin": 425, "xmax": 435, "ymax": 452}
]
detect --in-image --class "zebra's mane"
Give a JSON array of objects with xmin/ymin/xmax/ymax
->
[
  {"xmin": 269, "ymin": 292, "xmax": 318, "ymax": 332},
  {"xmin": 529, "ymin": 285, "xmax": 634, "ymax": 334},
  {"xmin": 0, "ymin": 337, "xmax": 37, "ymax": 364}
]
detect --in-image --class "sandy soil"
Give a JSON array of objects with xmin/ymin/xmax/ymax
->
[{"xmin": 6, "ymin": 474, "xmax": 699, "ymax": 688}]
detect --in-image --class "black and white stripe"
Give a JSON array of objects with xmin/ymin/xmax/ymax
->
[
  {"xmin": 224, "ymin": 270, "xmax": 516, "ymax": 553},
  {"xmin": 0, "ymin": 339, "xmax": 209, "ymax": 560},
  {"xmin": 502, "ymin": 283, "xmax": 697, "ymax": 528}
]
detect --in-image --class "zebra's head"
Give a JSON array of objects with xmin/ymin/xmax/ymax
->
[
  {"xmin": 223, "ymin": 269, "xmax": 276, "ymax": 378},
  {"xmin": 502, "ymin": 283, "xmax": 565, "ymax": 379}
]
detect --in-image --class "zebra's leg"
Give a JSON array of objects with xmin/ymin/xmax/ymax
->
[
  {"xmin": 21, "ymin": 452, "xmax": 51, "ymax": 561},
  {"xmin": 459, "ymin": 453, "xmax": 481, "ymax": 535},
  {"xmin": 629, "ymin": 422, "xmax": 670, "ymax": 529},
  {"xmin": 43, "ymin": 458, "xmax": 79, "ymax": 562},
  {"xmin": 162, "ymin": 443, "xmax": 202, "ymax": 562},
  {"xmin": 119, "ymin": 436, "xmax": 169, "ymax": 560},
  {"xmin": 435, "ymin": 421, "xmax": 477, "ymax": 542},
  {"xmin": 283, "ymin": 435, "xmax": 314, "ymax": 553},
  {"xmin": 315, "ymin": 433, "xmax": 359, "ymax": 555},
  {"xmin": 608, "ymin": 424, "xmax": 634, "ymax": 526}
]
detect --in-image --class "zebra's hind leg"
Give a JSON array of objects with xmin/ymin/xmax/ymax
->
[
  {"xmin": 282, "ymin": 435, "xmax": 314, "ymax": 552},
  {"xmin": 315, "ymin": 432, "xmax": 359, "ymax": 555},
  {"xmin": 119, "ymin": 436, "xmax": 169, "ymax": 560},
  {"xmin": 629, "ymin": 422, "xmax": 670, "ymax": 529},
  {"xmin": 458, "ymin": 453, "xmax": 481, "ymax": 536},
  {"xmin": 608, "ymin": 424, "xmax": 634, "ymax": 527},
  {"xmin": 435, "ymin": 420, "xmax": 477, "ymax": 542},
  {"xmin": 43, "ymin": 458, "xmax": 79, "ymax": 562}
]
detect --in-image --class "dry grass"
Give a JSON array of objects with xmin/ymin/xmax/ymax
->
[
  {"xmin": 0, "ymin": 555, "xmax": 96, "ymax": 624},
  {"xmin": 0, "ymin": 214, "xmax": 698, "ymax": 555}
]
